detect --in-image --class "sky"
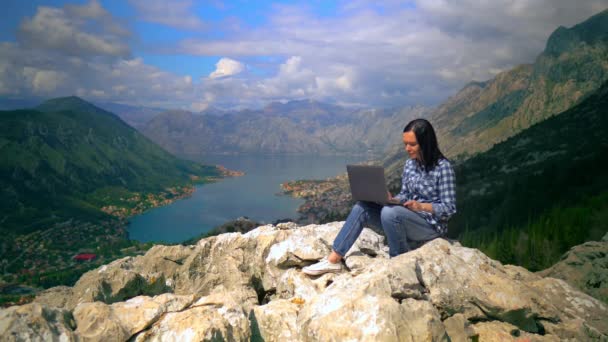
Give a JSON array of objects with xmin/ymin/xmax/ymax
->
[{"xmin": 1, "ymin": 0, "xmax": 606, "ymax": 111}]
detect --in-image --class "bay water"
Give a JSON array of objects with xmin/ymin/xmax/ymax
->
[{"xmin": 127, "ymin": 154, "xmax": 366, "ymax": 243}]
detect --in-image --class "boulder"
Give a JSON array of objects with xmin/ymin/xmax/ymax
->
[
  {"xmin": 469, "ymin": 321, "xmax": 559, "ymax": 342},
  {"xmin": 0, "ymin": 303, "xmax": 76, "ymax": 341},
  {"xmin": 73, "ymin": 293, "xmax": 195, "ymax": 341},
  {"xmin": 33, "ymin": 286, "xmax": 73, "ymax": 310},
  {"xmin": 2, "ymin": 222, "xmax": 607, "ymax": 341},
  {"xmin": 252, "ymin": 299, "xmax": 301, "ymax": 342},
  {"xmin": 409, "ymin": 238, "xmax": 608, "ymax": 340},
  {"xmin": 66, "ymin": 256, "xmax": 169, "ymax": 310},
  {"xmin": 296, "ymin": 256, "xmax": 443, "ymax": 341},
  {"xmin": 538, "ymin": 237, "xmax": 608, "ymax": 304},
  {"xmin": 133, "ymin": 291, "xmax": 251, "ymax": 341}
]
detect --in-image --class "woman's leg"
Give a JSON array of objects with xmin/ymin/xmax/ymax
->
[
  {"xmin": 331, "ymin": 201, "xmax": 382, "ymax": 258},
  {"xmin": 303, "ymin": 201, "xmax": 382, "ymax": 275},
  {"xmin": 380, "ymin": 205, "xmax": 439, "ymax": 257}
]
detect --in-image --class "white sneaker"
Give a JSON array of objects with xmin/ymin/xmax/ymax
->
[{"xmin": 302, "ymin": 258, "xmax": 342, "ymax": 276}]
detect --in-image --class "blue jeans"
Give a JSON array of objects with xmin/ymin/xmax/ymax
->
[{"xmin": 332, "ymin": 201, "xmax": 440, "ymax": 257}]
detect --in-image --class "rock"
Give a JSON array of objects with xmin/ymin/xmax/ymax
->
[
  {"xmin": 66, "ymin": 256, "xmax": 169, "ymax": 310},
  {"xmin": 263, "ymin": 223, "xmax": 388, "ymax": 291},
  {"xmin": 398, "ymin": 299, "xmax": 448, "ymax": 341},
  {"xmin": 469, "ymin": 321, "xmax": 559, "ymax": 341},
  {"xmin": 526, "ymin": 277, "xmax": 608, "ymax": 338},
  {"xmin": 58, "ymin": 245, "xmax": 195, "ymax": 310},
  {"xmin": 252, "ymin": 299, "xmax": 301, "ymax": 342},
  {"xmin": 443, "ymin": 313, "xmax": 474, "ymax": 342},
  {"xmin": 0, "ymin": 303, "xmax": 76, "ymax": 341},
  {"xmin": 264, "ymin": 223, "xmax": 338, "ymax": 268},
  {"xmin": 2, "ymin": 222, "xmax": 608, "ymax": 341},
  {"xmin": 274, "ymin": 268, "xmax": 338, "ymax": 301},
  {"xmin": 538, "ymin": 238, "xmax": 608, "ymax": 304},
  {"xmin": 73, "ymin": 301, "xmax": 128, "ymax": 342},
  {"xmin": 33, "ymin": 286, "xmax": 73, "ymax": 310},
  {"xmin": 262, "ymin": 223, "xmax": 340, "ymax": 292},
  {"xmin": 173, "ymin": 227, "xmax": 286, "ymax": 311},
  {"xmin": 73, "ymin": 293, "xmax": 195, "ymax": 341},
  {"xmin": 409, "ymin": 238, "xmax": 608, "ymax": 340},
  {"xmin": 296, "ymin": 256, "xmax": 442, "ymax": 341},
  {"xmin": 133, "ymin": 291, "xmax": 251, "ymax": 341}
]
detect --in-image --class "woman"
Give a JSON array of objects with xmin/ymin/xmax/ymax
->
[{"xmin": 303, "ymin": 119, "xmax": 456, "ymax": 276}]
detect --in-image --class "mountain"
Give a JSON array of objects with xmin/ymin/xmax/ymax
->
[
  {"xmin": 92, "ymin": 102, "xmax": 166, "ymax": 130},
  {"xmin": 452, "ymin": 78, "xmax": 608, "ymax": 270},
  {"xmin": 0, "ymin": 96, "xmax": 219, "ymax": 235},
  {"xmin": 4, "ymin": 223, "xmax": 607, "ymax": 340},
  {"xmin": 141, "ymin": 100, "xmax": 430, "ymax": 157},
  {"xmin": 379, "ymin": 9, "xmax": 608, "ymax": 215},
  {"xmin": 381, "ymin": 9, "xmax": 608, "ymax": 173}
]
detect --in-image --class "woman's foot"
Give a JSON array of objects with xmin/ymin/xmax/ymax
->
[{"xmin": 302, "ymin": 258, "xmax": 342, "ymax": 276}]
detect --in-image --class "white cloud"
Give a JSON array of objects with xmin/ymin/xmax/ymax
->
[
  {"xmin": 2, "ymin": 0, "xmax": 607, "ymax": 110},
  {"xmin": 181, "ymin": 1, "xmax": 607, "ymax": 108},
  {"xmin": 209, "ymin": 58, "xmax": 245, "ymax": 78},
  {"xmin": 129, "ymin": 0, "xmax": 204, "ymax": 30},
  {"xmin": 17, "ymin": 3, "xmax": 130, "ymax": 57},
  {"xmin": 31, "ymin": 70, "xmax": 66, "ymax": 93},
  {"xmin": 0, "ymin": 2, "xmax": 199, "ymax": 108},
  {"xmin": 64, "ymin": 0, "xmax": 107, "ymax": 19}
]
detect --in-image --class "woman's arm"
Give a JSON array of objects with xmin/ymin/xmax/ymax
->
[
  {"xmin": 404, "ymin": 160, "xmax": 456, "ymax": 218},
  {"xmin": 430, "ymin": 160, "xmax": 457, "ymax": 219}
]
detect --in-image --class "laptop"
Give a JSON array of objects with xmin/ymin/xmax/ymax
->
[{"xmin": 346, "ymin": 165, "xmax": 402, "ymax": 205}]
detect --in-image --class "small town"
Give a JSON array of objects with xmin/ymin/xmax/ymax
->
[
  {"xmin": 280, "ymin": 174, "xmax": 353, "ymax": 223},
  {"xmin": 100, "ymin": 186, "xmax": 196, "ymax": 218},
  {"xmin": 0, "ymin": 218, "xmax": 147, "ymax": 292}
]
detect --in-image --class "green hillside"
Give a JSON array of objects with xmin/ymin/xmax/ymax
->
[
  {"xmin": 452, "ymin": 80, "xmax": 608, "ymax": 270},
  {"xmin": 0, "ymin": 96, "xmax": 219, "ymax": 235}
]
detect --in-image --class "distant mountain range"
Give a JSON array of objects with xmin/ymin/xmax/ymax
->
[
  {"xmin": 92, "ymin": 102, "xmax": 166, "ymax": 130},
  {"xmin": 0, "ymin": 96, "xmax": 219, "ymax": 235},
  {"xmin": 139, "ymin": 100, "xmax": 431, "ymax": 157}
]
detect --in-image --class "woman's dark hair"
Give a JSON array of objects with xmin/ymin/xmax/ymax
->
[{"xmin": 403, "ymin": 118, "xmax": 445, "ymax": 170}]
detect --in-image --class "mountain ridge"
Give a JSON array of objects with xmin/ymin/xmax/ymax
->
[
  {"xmin": 0, "ymin": 96, "xmax": 220, "ymax": 235},
  {"xmin": 140, "ymin": 100, "xmax": 430, "ymax": 157}
]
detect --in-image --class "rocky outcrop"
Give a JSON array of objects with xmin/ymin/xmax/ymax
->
[
  {"xmin": 2, "ymin": 222, "xmax": 607, "ymax": 341},
  {"xmin": 538, "ymin": 232, "xmax": 608, "ymax": 304}
]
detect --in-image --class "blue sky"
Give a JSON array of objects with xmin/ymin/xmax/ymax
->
[{"xmin": 1, "ymin": 0, "xmax": 606, "ymax": 110}]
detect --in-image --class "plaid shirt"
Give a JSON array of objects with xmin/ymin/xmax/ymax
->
[{"xmin": 394, "ymin": 158, "xmax": 456, "ymax": 235}]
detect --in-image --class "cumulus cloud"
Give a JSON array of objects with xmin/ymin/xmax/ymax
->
[
  {"xmin": 17, "ymin": 1, "xmax": 130, "ymax": 57},
  {"xmin": 0, "ymin": 2, "xmax": 195, "ymax": 108},
  {"xmin": 181, "ymin": 0, "xmax": 607, "ymax": 108},
  {"xmin": 2, "ymin": 0, "xmax": 607, "ymax": 110},
  {"xmin": 209, "ymin": 58, "xmax": 245, "ymax": 78},
  {"xmin": 129, "ymin": 0, "xmax": 204, "ymax": 30}
]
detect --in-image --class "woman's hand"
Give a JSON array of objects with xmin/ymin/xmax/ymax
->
[{"xmin": 404, "ymin": 200, "xmax": 433, "ymax": 213}]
